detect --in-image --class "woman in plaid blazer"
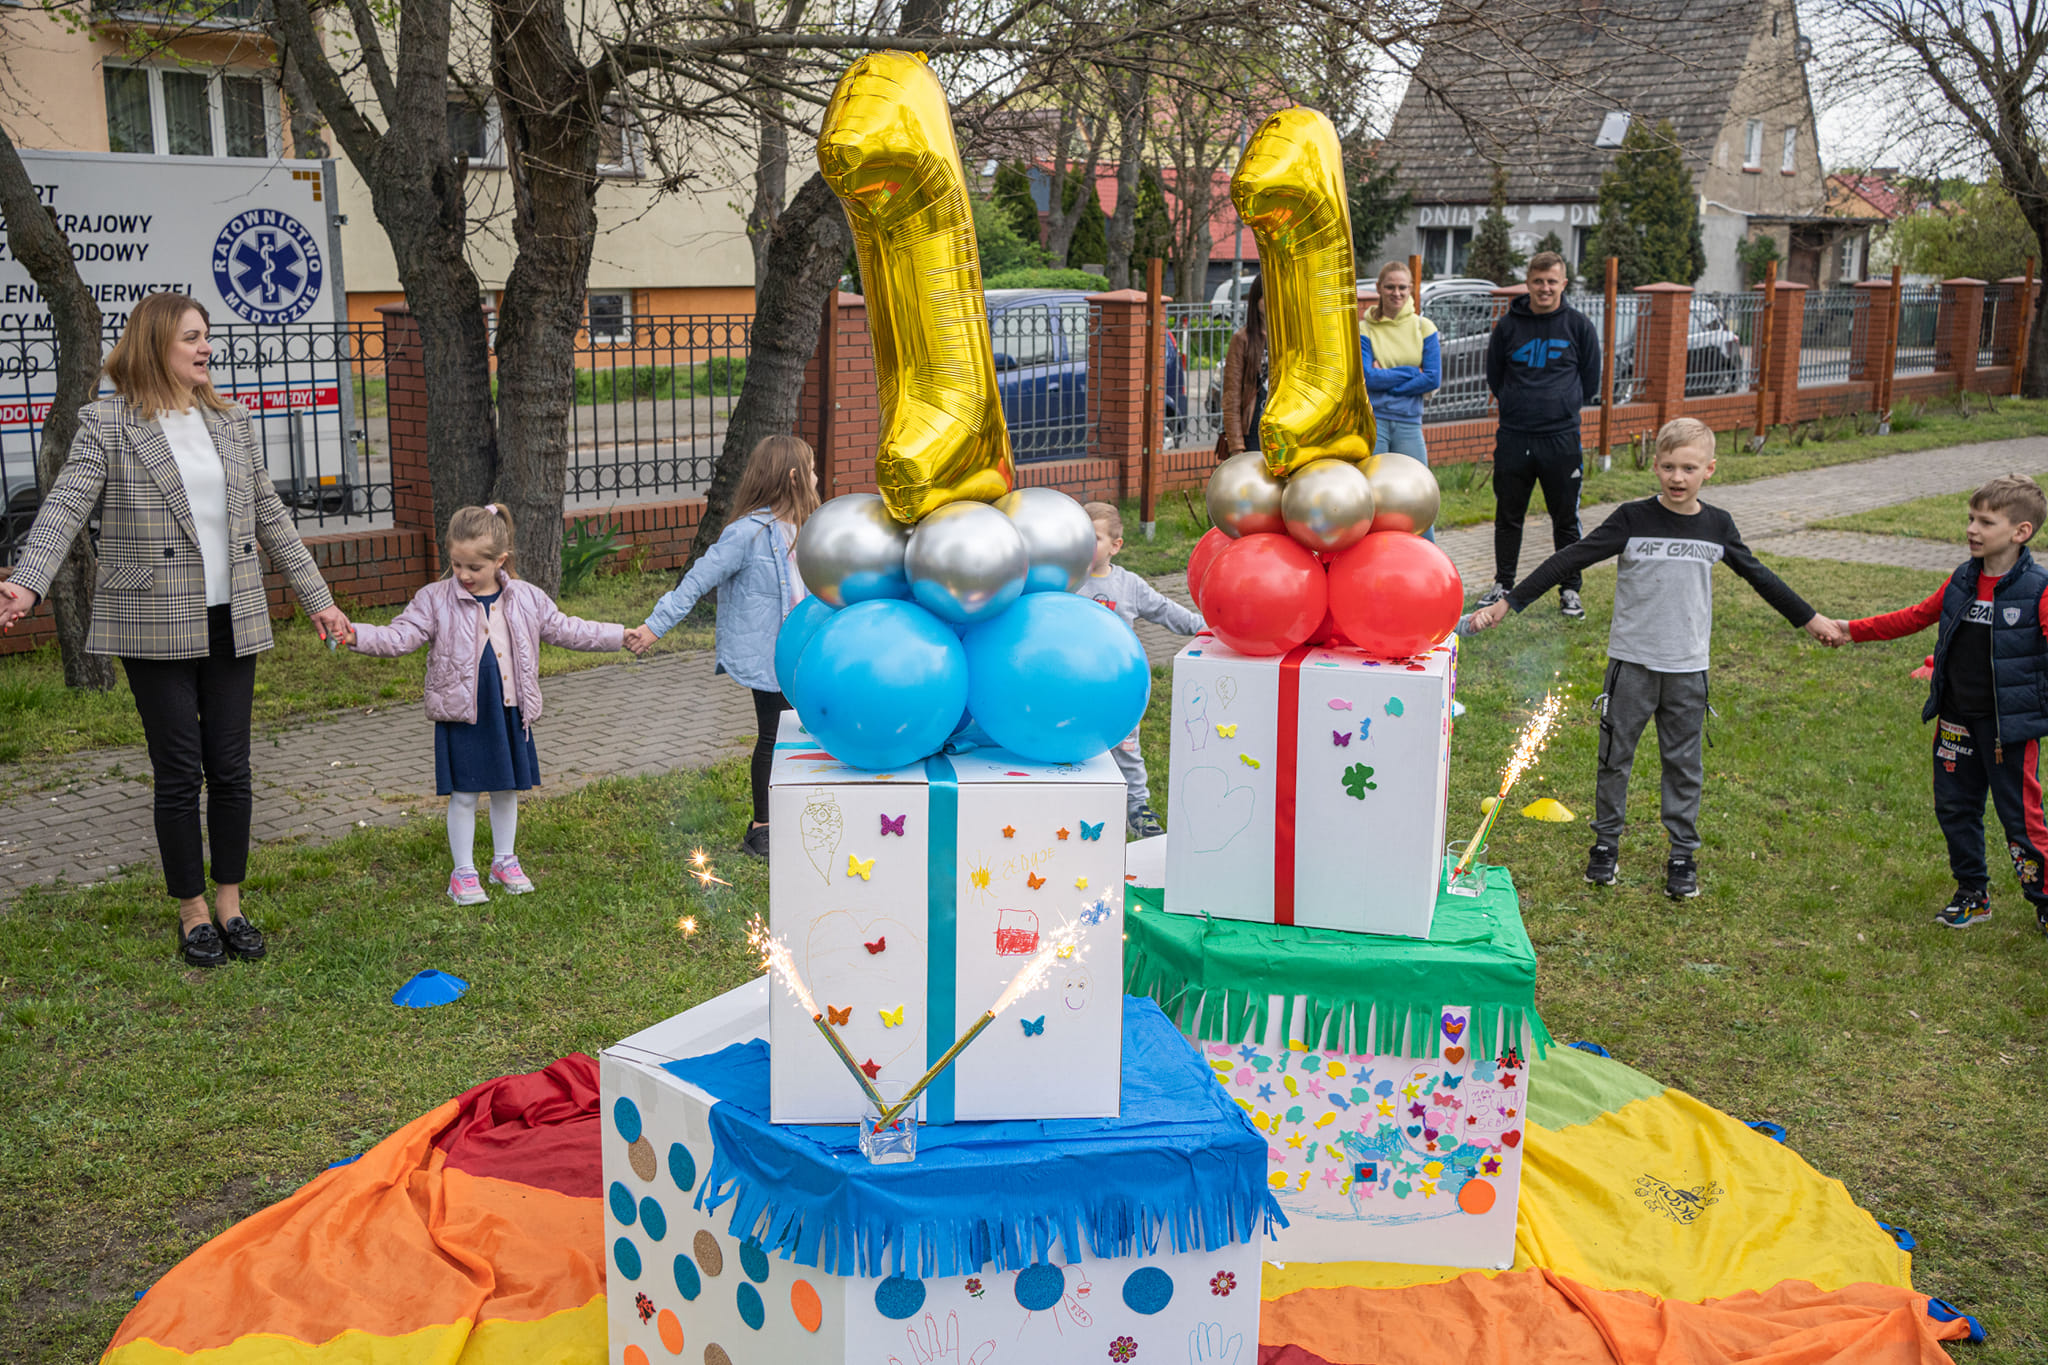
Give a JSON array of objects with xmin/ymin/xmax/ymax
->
[{"xmin": 0, "ymin": 292, "xmax": 350, "ymax": 967}]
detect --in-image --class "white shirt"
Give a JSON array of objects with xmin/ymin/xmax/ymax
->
[{"xmin": 157, "ymin": 408, "xmax": 232, "ymax": 607}]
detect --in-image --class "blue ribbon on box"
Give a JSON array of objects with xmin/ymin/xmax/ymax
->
[{"xmin": 924, "ymin": 753, "xmax": 958, "ymax": 1125}]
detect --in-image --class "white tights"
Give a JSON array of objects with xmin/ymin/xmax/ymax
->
[{"xmin": 447, "ymin": 790, "xmax": 519, "ymax": 871}]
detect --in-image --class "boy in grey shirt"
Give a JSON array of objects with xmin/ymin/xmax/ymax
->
[
  {"xmin": 1082, "ymin": 502, "xmax": 1205, "ymax": 837},
  {"xmin": 1471, "ymin": 419, "xmax": 1840, "ymax": 897}
]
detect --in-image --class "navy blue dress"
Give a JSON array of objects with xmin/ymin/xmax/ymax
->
[{"xmin": 434, "ymin": 591, "xmax": 541, "ymax": 795}]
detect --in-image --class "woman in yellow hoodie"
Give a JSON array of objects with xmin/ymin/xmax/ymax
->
[{"xmin": 1359, "ymin": 261, "xmax": 1443, "ymax": 538}]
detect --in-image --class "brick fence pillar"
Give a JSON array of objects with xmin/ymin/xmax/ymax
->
[
  {"xmin": 1633, "ymin": 283, "xmax": 1692, "ymax": 428},
  {"xmin": 796, "ymin": 292, "xmax": 879, "ymax": 499},
  {"xmin": 1088, "ymin": 289, "xmax": 1151, "ymax": 498},
  {"xmin": 375, "ymin": 303, "xmax": 436, "ymax": 562},
  {"xmin": 1992, "ymin": 276, "xmax": 2032, "ymax": 368},
  {"xmin": 1938, "ymin": 278, "xmax": 1984, "ymax": 391},
  {"xmin": 1764, "ymin": 281, "xmax": 1807, "ymax": 425},
  {"xmin": 1850, "ymin": 277, "xmax": 1898, "ymax": 389}
]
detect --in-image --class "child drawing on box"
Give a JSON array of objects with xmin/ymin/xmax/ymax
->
[
  {"xmin": 346, "ymin": 504, "xmax": 628, "ymax": 903},
  {"xmin": 1814, "ymin": 474, "xmax": 2048, "ymax": 934},
  {"xmin": 1468, "ymin": 418, "xmax": 1837, "ymax": 900},
  {"xmin": 1080, "ymin": 502, "xmax": 1205, "ymax": 838}
]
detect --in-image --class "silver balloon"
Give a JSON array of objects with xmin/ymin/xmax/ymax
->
[
  {"xmin": 1365, "ymin": 451, "xmax": 1441, "ymax": 536},
  {"xmin": 904, "ymin": 501, "xmax": 1029, "ymax": 625},
  {"xmin": 1280, "ymin": 458, "xmax": 1377, "ymax": 553},
  {"xmin": 795, "ymin": 493, "xmax": 912, "ymax": 606},
  {"xmin": 1206, "ymin": 451, "xmax": 1285, "ymax": 538},
  {"xmin": 995, "ymin": 486, "xmax": 1097, "ymax": 593}
]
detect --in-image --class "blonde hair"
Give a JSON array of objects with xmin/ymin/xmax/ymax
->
[
  {"xmin": 1971, "ymin": 474, "xmax": 2047, "ymax": 535},
  {"xmin": 106, "ymin": 292, "xmax": 233, "ymax": 416},
  {"xmin": 731, "ymin": 435, "xmax": 822, "ymax": 528},
  {"xmin": 1084, "ymin": 501, "xmax": 1123, "ymax": 539},
  {"xmin": 1369, "ymin": 261, "xmax": 1413, "ymax": 321},
  {"xmin": 446, "ymin": 503, "xmax": 517, "ymax": 577},
  {"xmin": 1654, "ymin": 417, "xmax": 1716, "ymax": 457}
]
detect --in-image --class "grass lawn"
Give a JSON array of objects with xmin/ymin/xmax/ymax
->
[
  {"xmin": 1817, "ymin": 491, "xmax": 1986, "ymax": 543},
  {"xmin": 1, "ymin": 557, "xmax": 2044, "ymax": 1361},
  {"xmin": 0, "ymin": 569, "xmax": 713, "ymax": 773},
  {"xmin": 1115, "ymin": 398, "xmax": 2048, "ymax": 578}
]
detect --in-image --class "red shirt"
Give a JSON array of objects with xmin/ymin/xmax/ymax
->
[{"xmin": 1847, "ymin": 572, "xmax": 2048, "ymax": 643}]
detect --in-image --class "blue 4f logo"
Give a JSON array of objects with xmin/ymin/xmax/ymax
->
[{"xmin": 1511, "ymin": 338, "xmax": 1570, "ymax": 368}]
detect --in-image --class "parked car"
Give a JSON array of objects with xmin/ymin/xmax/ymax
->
[
  {"xmin": 986, "ymin": 289, "xmax": 1186, "ymax": 461},
  {"xmin": 1209, "ymin": 273, "xmax": 1258, "ymax": 320}
]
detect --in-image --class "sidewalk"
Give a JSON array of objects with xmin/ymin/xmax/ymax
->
[{"xmin": 4, "ymin": 436, "xmax": 2042, "ymax": 901}]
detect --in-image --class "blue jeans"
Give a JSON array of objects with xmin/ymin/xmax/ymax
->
[{"xmin": 1373, "ymin": 420, "xmax": 1434, "ymax": 541}]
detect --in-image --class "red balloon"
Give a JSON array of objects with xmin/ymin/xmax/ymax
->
[
  {"xmin": 1327, "ymin": 532, "xmax": 1464, "ymax": 659},
  {"xmin": 1186, "ymin": 527, "xmax": 1232, "ymax": 610},
  {"xmin": 1201, "ymin": 533, "xmax": 1328, "ymax": 656},
  {"xmin": 1313, "ymin": 604, "xmax": 1351, "ymax": 646}
]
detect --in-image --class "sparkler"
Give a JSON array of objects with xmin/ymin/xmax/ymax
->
[
  {"xmin": 1453, "ymin": 686, "xmax": 1566, "ymax": 877},
  {"xmin": 687, "ymin": 847, "xmax": 731, "ymax": 888},
  {"xmin": 745, "ymin": 916, "xmax": 887, "ymax": 1110},
  {"xmin": 676, "ymin": 915, "xmax": 698, "ymax": 936}
]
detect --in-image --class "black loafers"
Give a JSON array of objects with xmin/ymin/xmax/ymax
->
[
  {"xmin": 178, "ymin": 921, "xmax": 227, "ymax": 968},
  {"xmin": 217, "ymin": 916, "xmax": 266, "ymax": 962}
]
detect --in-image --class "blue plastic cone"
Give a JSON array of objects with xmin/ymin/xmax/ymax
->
[{"xmin": 392, "ymin": 969, "xmax": 469, "ymax": 1008}]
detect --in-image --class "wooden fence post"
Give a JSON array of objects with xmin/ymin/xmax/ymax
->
[
  {"xmin": 1142, "ymin": 257, "xmax": 1164, "ymax": 539},
  {"xmin": 1752, "ymin": 260, "xmax": 1776, "ymax": 448},
  {"xmin": 2014, "ymin": 257, "xmax": 2037, "ymax": 399},
  {"xmin": 1598, "ymin": 255, "xmax": 1617, "ymax": 470}
]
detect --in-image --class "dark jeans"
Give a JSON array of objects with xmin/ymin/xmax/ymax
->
[
  {"xmin": 751, "ymin": 688, "xmax": 792, "ymax": 824},
  {"xmin": 121, "ymin": 605, "xmax": 256, "ymax": 900},
  {"xmin": 1492, "ymin": 428, "xmax": 1584, "ymax": 592},
  {"xmin": 1931, "ymin": 716, "xmax": 2048, "ymax": 906}
]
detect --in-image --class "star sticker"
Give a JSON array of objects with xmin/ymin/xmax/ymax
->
[
  {"xmin": 859, "ymin": 1058, "xmax": 881, "ymax": 1080},
  {"xmin": 1500, "ymin": 1074, "xmax": 1518, "ymax": 1089},
  {"xmin": 1238, "ymin": 1045, "xmax": 1260, "ymax": 1063},
  {"xmin": 1257, "ymin": 1083, "xmax": 1275, "ymax": 1102},
  {"xmin": 1408, "ymin": 1102, "xmax": 1426, "ymax": 1118},
  {"xmin": 1401, "ymin": 1083, "xmax": 1420, "ymax": 1100},
  {"xmin": 1075, "ymin": 876, "xmax": 1088, "ymax": 889},
  {"xmin": 1002, "ymin": 825, "xmax": 1016, "ymax": 838},
  {"xmin": 1056, "ymin": 827, "xmax": 1070, "ymax": 840},
  {"xmin": 1419, "ymin": 1180, "xmax": 1437, "ymax": 1198},
  {"xmin": 1304, "ymin": 1078, "xmax": 1326, "ymax": 1099},
  {"xmin": 1286, "ymin": 1132, "xmax": 1305, "ymax": 1149},
  {"xmin": 1482, "ymin": 1156, "xmax": 1502, "ymax": 1175},
  {"xmin": 1377, "ymin": 1100, "xmax": 1394, "ymax": 1117},
  {"xmin": 1322, "ymin": 1167, "xmax": 1342, "ymax": 1189}
]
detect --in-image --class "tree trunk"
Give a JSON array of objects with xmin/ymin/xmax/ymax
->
[
  {"xmin": 2025, "ymin": 217, "xmax": 2048, "ymax": 399},
  {"xmin": 489, "ymin": 0, "xmax": 602, "ymax": 599},
  {"xmin": 1045, "ymin": 102, "xmax": 1106, "ymax": 269},
  {"xmin": 0, "ymin": 120, "xmax": 116, "ymax": 690},
  {"xmin": 279, "ymin": 52, "xmax": 329, "ymax": 159},
  {"xmin": 689, "ymin": 172, "xmax": 851, "ymax": 565},
  {"xmin": 1105, "ymin": 66, "xmax": 1149, "ymax": 290}
]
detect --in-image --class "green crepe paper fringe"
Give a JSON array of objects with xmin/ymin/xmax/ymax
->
[{"xmin": 1128, "ymin": 941, "xmax": 1553, "ymax": 1062}]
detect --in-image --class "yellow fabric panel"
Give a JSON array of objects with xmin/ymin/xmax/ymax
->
[{"xmin": 101, "ymin": 1303, "xmax": 607, "ymax": 1365}]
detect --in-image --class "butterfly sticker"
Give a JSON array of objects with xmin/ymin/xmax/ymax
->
[
  {"xmin": 1332, "ymin": 730, "xmax": 1351, "ymax": 747},
  {"xmin": 847, "ymin": 854, "xmax": 875, "ymax": 880},
  {"xmin": 1020, "ymin": 1015, "xmax": 1046, "ymax": 1037},
  {"xmin": 879, "ymin": 813, "xmax": 906, "ymax": 836},
  {"xmin": 1216, "ymin": 723, "xmax": 1238, "ymax": 737},
  {"xmin": 1056, "ymin": 944, "xmax": 1075, "ymax": 959},
  {"xmin": 826, "ymin": 1005, "xmax": 852, "ymax": 1026},
  {"xmin": 1081, "ymin": 897, "xmax": 1112, "ymax": 926},
  {"xmin": 1078, "ymin": 819, "xmax": 1104, "ymax": 841},
  {"xmin": 1027, "ymin": 872, "xmax": 1046, "ymax": 890},
  {"xmin": 879, "ymin": 1004, "xmax": 905, "ymax": 1028},
  {"xmin": 864, "ymin": 937, "xmax": 887, "ymax": 955}
]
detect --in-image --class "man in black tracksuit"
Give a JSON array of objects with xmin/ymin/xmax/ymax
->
[{"xmin": 1478, "ymin": 252, "xmax": 1603, "ymax": 618}]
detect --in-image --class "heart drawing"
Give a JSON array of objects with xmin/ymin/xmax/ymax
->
[{"xmin": 1176, "ymin": 767, "xmax": 1258, "ymax": 854}]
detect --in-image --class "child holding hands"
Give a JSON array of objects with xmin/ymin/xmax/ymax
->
[{"xmin": 349, "ymin": 504, "xmax": 628, "ymax": 903}]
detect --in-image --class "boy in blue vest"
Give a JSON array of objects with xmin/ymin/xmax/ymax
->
[{"xmin": 1820, "ymin": 474, "xmax": 2048, "ymax": 933}]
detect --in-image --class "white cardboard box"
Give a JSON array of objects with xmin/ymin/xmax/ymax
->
[
  {"xmin": 601, "ymin": 980, "xmax": 1261, "ymax": 1365},
  {"xmin": 1195, "ymin": 995, "xmax": 1533, "ymax": 1270},
  {"xmin": 1164, "ymin": 637, "xmax": 1454, "ymax": 937},
  {"xmin": 768, "ymin": 713, "xmax": 1127, "ymax": 1124}
]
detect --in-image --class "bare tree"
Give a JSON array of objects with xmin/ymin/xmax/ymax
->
[
  {"xmin": 0, "ymin": 120, "xmax": 115, "ymax": 690},
  {"xmin": 1104, "ymin": 62, "xmax": 1151, "ymax": 290},
  {"xmin": 1046, "ymin": 92, "xmax": 1110, "ymax": 267}
]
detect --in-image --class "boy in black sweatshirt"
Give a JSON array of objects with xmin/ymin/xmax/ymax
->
[{"xmin": 1477, "ymin": 252, "xmax": 1603, "ymax": 620}]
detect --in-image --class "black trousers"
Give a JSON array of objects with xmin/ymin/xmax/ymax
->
[
  {"xmin": 1492, "ymin": 428, "xmax": 1585, "ymax": 593},
  {"xmin": 121, "ymin": 605, "xmax": 257, "ymax": 900},
  {"xmin": 751, "ymin": 688, "xmax": 792, "ymax": 824},
  {"xmin": 1931, "ymin": 716, "xmax": 2048, "ymax": 906}
]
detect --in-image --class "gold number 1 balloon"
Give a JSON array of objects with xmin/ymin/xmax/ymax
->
[
  {"xmin": 1232, "ymin": 107, "xmax": 1375, "ymax": 477},
  {"xmin": 818, "ymin": 52, "xmax": 1015, "ymax": 524}
]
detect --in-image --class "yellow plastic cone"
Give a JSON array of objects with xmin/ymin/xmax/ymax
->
[{"xmin": 1521, "ymin": 797, "xmax": 1576, "ymax": 822}]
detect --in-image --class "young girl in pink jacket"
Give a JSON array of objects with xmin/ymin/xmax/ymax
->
[{"xmin": 348, "ymin": 505, "xmax": 627, "ymax": 903}]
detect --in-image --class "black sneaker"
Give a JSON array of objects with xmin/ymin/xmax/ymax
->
[
  {"xmin": 740, "ymin": 823, "xmax": 770, "ymax": 860},
  {"xmin": 1934, "ymin": 887, "xmax": 1991, "ymax": 928},
  {"xmin": 1584, "ymin": 843, "xmax": 1618, "ymax": 885},
  {"xmin": 1560, "ymin": 589, "xmax": 1585, "ymax": 619},
  {"xmin": 1128, "ymin": 804, "xmax": 1165, "ymax": 838},
  {"xmin": 1474, "ymin": 582, "xmax": 1510, "ymax": 609},
  {"xmin": 177, "ymin": 921, "xmax": 227, "ymax": 969},
  {"xmin": 1665, "ymin": 854, "xmax": 1700, "ymax": 900}
]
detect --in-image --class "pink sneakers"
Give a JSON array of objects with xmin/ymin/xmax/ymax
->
[
  {"xmin": 490, "ymin": 855, "xmax": 535, "ymax": 895},
  {"xmin": 448, "ymin": 867, "xmax": 488, "ymax": 905}
]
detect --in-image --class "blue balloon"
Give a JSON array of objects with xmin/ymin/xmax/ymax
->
[
  {"xmin": 962, "ymin": 593, "xmax": 1150, "ymax": 763},
  {"xmin": 793, "ymin": 601, "xmax": 968, "ymax": 770},
  {"xmin": 775, "ymin": 595, "xmax": 837, "ymax": 706}
]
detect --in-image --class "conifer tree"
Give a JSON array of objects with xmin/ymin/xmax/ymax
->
[
  {"xmin": 1062, "ymin": 169, "xmax": 1110, "ymax": 270},
  {"xmin": 992, "ymin": 162, "xmax": 1045, "ymax": 250},
  {"xmin": 1534, "ymin": 229, "xmax": 1564, "ymax": 258},
  {"xmin": 1586, "ymin": 118, "xmax": 1706, "ymax": 289},
  {"xmin": 1466, "ymin": 164, "xmax": 1525, "ymax": 285}
]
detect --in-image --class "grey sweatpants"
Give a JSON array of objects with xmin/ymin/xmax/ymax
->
[
  {"xmin": 1593, "ymin": 660, "xmax": 1706, "ymax": 854},
  {"xmin": 1113, "ymin": 726, "xmax": 1149, "ymax": 816}
]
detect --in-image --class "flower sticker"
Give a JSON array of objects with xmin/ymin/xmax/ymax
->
[
  {"xmin": 1210, "ymin": 1270, "xmax": 1236, "ymax": 1297},
  {"xmin": 1108, "ymin": 1336, "xmax": 1139, "ymax": 1362},
  {"xmin": 965, "ymin": 1276, "xmax": 985, "ymax": 1299}
]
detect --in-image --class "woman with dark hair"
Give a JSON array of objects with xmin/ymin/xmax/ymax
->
[
  {"xmin": 0, "ymin": 292, "xmax": 350, "ymax": 967},
  {"xmin": 1218, "ymin": 275, "xmax": 1267, "ymax": 458}
]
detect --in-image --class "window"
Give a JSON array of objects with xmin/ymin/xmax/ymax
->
[
  {"xmin": 1837, "ymin": 235, "xmax": 1863, "ymax": 281},
  {"xmin": 103, "ymin": 65, "xmax": 277, "ymax": 158},
  {"xmin": 447, "ymin": 98, "xmax": 504, "ymax": 166},
  {"xmin": 597, "ymin": 101, "xmax": 643, "ymax": 178},
  {"xmin": 1781, "ymin": 126, "xmax": 1798, "ymax": 174},
  {"xmin": 1743, "ymin": 120, "xmax": 1764, "ymax": 170},
  {"xmin": 1573, "ymin": 225, "xmax": 1599, "ymax": 271},
  {"xmin": 587, "ymin": 292, "xmax": 631, "ymax": 344},
  {"xmin": 1421, "ymin": 227, "xmax": 1472, "ymax": 279},
  {"xmin": 1594, "ymin": 111, "xmax": 1630, "ymax": 149}
]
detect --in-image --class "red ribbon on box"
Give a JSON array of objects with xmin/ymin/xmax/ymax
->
[{"xmin": 1273, "ymin": 644, "xmax": 1312, "ymax": 926}]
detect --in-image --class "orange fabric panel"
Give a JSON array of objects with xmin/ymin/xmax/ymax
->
[{"xmin": 1258, "ymin": 1269, "xmax": 1970, "ymax": 1365}]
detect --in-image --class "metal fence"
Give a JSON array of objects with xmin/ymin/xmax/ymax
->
[
  {"xmin": 1694, "ymin": 291, "xmax": 1763, "ymax": 394},
  {"xmin": 1980, "ymin": 284, "xmax": 2009, "ymax": 369},
  {"xmin": 1896, "ymin": 284, "xmax": 1942, "ymax": 376},
  {"xmin": 3, "ymin": 321, "xmax": 391, "ymax": 565},
  {"xmin": 1797, "ymin": 289, "xmax": 1869, "ymax": 387},
  {"xmin": 1166, "ymin": 300, "xmax": 1231, "ymax": 452},
  {"xmin": 564, "ymin": 315, "xmax": 751, "ymax": 506}
]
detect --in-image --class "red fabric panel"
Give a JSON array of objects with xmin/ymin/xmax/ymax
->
[{"xmin": 433, "ymin": 1052, "xmax": 603, "ymax": 1199}]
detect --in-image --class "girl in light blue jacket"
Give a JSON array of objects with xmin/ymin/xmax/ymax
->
[{"xmin": 626, "ymin": 436, "xmax": 819, "ymax": 858}]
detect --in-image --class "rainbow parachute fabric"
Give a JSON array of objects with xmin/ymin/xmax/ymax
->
[{"xmin": 103, "ymin": 1046, "xmax": 1976, "ymax": 1365}]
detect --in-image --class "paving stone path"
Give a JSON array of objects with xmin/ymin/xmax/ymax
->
[{"xmin": 5, "ymin": 436, "xmax": 2044, "ymax": 901}]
